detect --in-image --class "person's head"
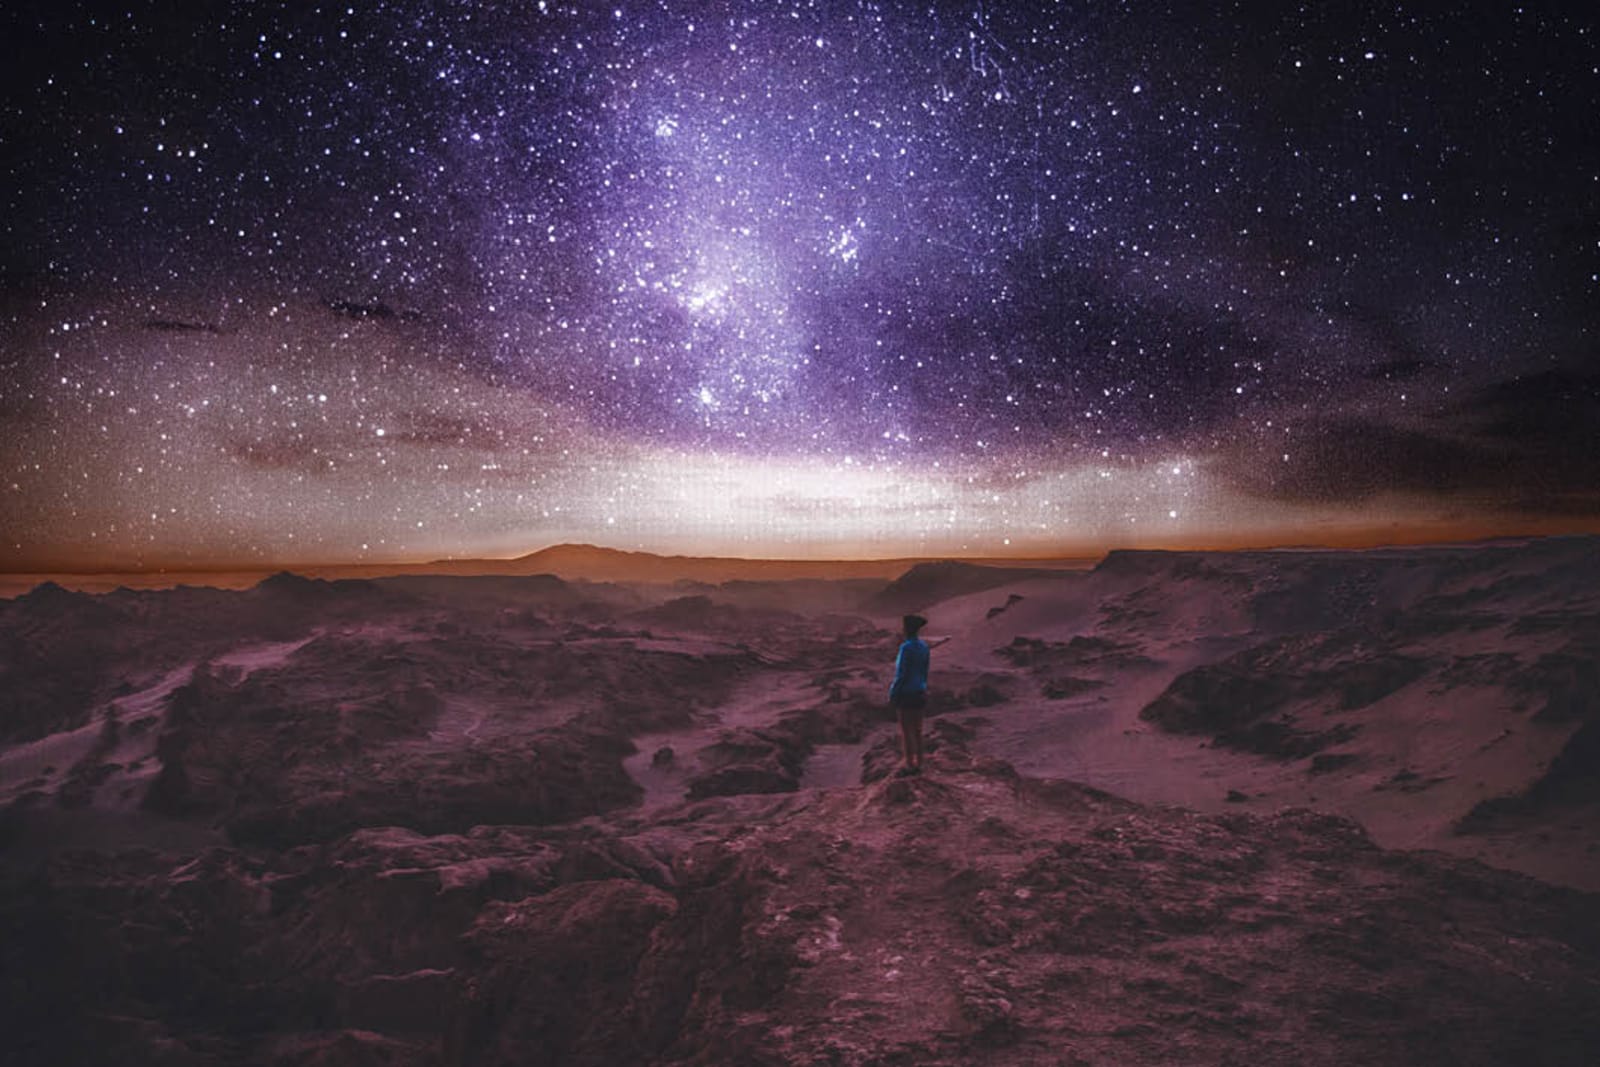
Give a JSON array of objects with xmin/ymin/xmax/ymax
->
[{"xmin": 902, "ymin": 614, "xmax": 927, "ymax": 639}]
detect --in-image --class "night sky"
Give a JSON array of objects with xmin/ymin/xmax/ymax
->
[{"xmin": 2, "ymin": 1, "xmax": 1596, "ymax": 570}]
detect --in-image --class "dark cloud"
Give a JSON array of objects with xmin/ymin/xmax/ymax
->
[
  {"xmin": 1471, "ymin": 369, "xmax": 1600, "ymax": 447},
  {"xmin": 1223, "ymin": 419, "xmax": 1506, "ymax": 504},
  {"xmin": 1325, "ymin": 303, "xmax": 1438, "ymax": 377},
  {"xmin": 143, "ymin": 319, "xmax": 223, "ymax": 334},
  {"xmin": 1224, "ymin": 369, "xmax": 1600, "ymax": 515},
  {"xmin": 323, "ymin": 299, "xmax": 423, "ymax": 323},
  {"xmin": 226, "ymin": 437, "xmax": 332, "ymax": 475},
  {"xmin": 1357, "ymin": 359, "xmax": 1445, "ymax": 383},
  {"xmin": 222, "ymin": 408, "xmax": 512, "ymax": 472},
  {"xmin": 386, "ymin": 411, "xmax": 509, "ymax": 449}
]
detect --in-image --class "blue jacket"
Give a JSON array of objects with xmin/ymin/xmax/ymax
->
[{"xmin": 890, "ymin": 638, "xmax": 930, "ymax": 701}]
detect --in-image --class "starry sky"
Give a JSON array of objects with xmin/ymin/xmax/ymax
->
[{"xmin": 2, "ymin": 1, "xmax": 1597, "ymax": 570}]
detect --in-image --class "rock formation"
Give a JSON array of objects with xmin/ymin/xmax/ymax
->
[{"xmin": 4, "ymin": 539, "xmax": 1599, "ymax": 1063}]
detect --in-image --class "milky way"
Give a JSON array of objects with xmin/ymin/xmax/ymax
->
[{"xmin": 2, "ymin": 1, "xmax": 1596, "ymax": 569}]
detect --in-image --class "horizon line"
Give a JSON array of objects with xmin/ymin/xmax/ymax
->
[{"xmin": 4, "ymin": 528, "xmax": 1594, "ymax": 579}]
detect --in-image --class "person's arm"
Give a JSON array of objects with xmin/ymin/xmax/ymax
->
[{"xmin": 927, "ymin": 635, "xmax": 952, "ymax": 648}]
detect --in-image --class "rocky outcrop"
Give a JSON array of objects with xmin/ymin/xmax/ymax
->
[
  {"xmin": 1458, "ymin": 717, "xmax": 1600, "ymax": 832},
  {"xmin": 867, "ymin": 561, "xmax": 1070, "ymax": 614},
  {"xmin": 1139, "ymin": 632, "xmax": 1426, "ymax": 758},
  {"xmin": 7, "ymin": 753, "xmax": 1597, "ymax": 1066},
  {"xmin": 683, "ymin": 697, "xmax": 887, "ymax": 800},
  {"xmin": 7, "ymin": 540, "xmax": 1600, "ymax": 1064},
  {"xmin": 142, "ymin": 665, "xmax": 643, "ymax": 847}
]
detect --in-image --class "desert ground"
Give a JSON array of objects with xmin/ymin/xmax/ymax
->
[{"xmin": 2, "ymin": 537, "xmax": 1597, "ymax": 1065}]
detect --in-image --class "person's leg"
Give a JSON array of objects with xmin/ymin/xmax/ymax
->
[
  {"xmin": 898, "ymin": 709, "xmax": 916, "ymax": 770},
  {"xmin": 906, "ymin": 707, "xmax": 924, "ymax": 771}
]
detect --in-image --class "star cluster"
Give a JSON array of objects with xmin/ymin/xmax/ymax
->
[{"xmin": 2, "ymin": 1, "xmax": 1596, "ymax": 568}]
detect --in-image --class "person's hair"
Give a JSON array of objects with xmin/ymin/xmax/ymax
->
[{"xmin": 902, "ymin": 614, "xmax": 927, "ymax": 636}]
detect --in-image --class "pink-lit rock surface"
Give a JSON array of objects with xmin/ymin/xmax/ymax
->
[{"xmin": 3, "ymin": 538, "xmax": 1598, "ymax": 1064}]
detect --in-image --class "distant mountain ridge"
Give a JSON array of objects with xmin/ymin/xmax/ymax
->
[
  {"xmin": 496, "ymin": 543, "xmax": 1051, "ymax": 583},
  {"xmin": 371, "ymin": 547, "xmax": 1088, "ymax": 588},
  {"xmin": 1, "ymin": 543, "xmax": 1097, "ymax": 594}
]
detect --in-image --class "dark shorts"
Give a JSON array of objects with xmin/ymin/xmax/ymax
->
[{"xmin": 892, "ymin": 690, "xmax": 927, "ymax": 716}]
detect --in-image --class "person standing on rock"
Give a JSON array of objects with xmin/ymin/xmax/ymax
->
[{"xmin": 889, "ymin": 614, "xmax": 948, "ymax": 776}]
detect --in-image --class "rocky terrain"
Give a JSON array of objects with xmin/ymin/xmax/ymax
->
[{"xmin": 2, "ymin": 537, "xmax": 1598, "ymax": 1064}]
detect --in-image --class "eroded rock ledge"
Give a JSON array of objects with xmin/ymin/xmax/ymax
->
[{"xmin": 5, "ymin": 746, "xmax": 1598, "ymax": 1067}]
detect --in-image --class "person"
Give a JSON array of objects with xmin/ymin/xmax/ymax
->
[{"xmin": 888, "ymin": 614, "xmax": 949, "ymax": 776}]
